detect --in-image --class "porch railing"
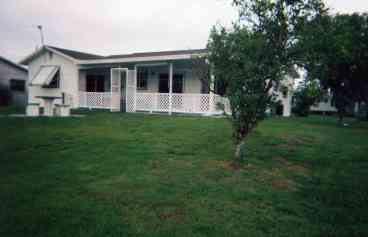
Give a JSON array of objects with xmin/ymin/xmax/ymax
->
[
  {"xmin": 136, "ymin": 93, "xmax": 215, "ymax": 114},
  {"xmin": 78, "ymin": 91, "xmax": 231, "ymax": 115},
  {"xmin": 79, "ymin": 92, "xmax": 111, "ymax": 109}
]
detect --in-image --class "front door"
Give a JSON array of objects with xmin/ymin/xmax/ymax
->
[{"xmin": 111, "ymin": 68, "xmax": 129, "ymax": 112}]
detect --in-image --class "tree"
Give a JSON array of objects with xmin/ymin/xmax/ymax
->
[
  {"xmin": 204, "ymin": 0, "xmax": 325, "ymax": 162},
  {"xmin": 299, "ymin": 13, "xmax": 368, "ymax": 123},
  {"xmin": 292, "ymin": 80, "xmax": 323, "ymax": 116}
]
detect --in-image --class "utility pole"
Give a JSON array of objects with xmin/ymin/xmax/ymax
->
[{"xmin": 37, "ymin": 25, "xmax": 44, "ymax": 46}]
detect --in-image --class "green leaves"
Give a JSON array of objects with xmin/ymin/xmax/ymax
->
[
  {"xmin": 205, "ymin": 0, "xmax": 325, "ymax": 159},
  {"xmin": 300, "ymin": 13, "xmax": 368, "ymax": 119},
  {"xmin": 292, "ymin": 80, "xmax": 323, "ymax": 116}
]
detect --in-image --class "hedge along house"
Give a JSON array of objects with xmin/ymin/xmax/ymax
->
[{"xmin": 20, "ymin": 45, "xmax": 293, "ymax": 116}]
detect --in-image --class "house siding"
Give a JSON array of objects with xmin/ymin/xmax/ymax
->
[
  {"xmin": 28, "ymin": 51, "xmax": 79, "ymax": 108},
  {"xmin": 0, "ymin": 60, "xmax": 28, "ymax": 106}
]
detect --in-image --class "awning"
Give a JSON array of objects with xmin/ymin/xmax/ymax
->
[{"xmin": 31, "ymin": 66, "xmax": 60, "ymax": 86}]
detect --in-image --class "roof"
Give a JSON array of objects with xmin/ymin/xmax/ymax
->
[
  {"xmin": 20, "ymin": 45, "xmax": 208, "ymax": 65},
  {"xmin": 46, "ymin": 46, "xmax": 104, "ymax": 60},
  {"xmin": 0, "ymin": 55, "xmax": 28, "ymax": 73},
  {"xmin": 105, "ymin": 49, "xmax": 208, "ymax": 59}
]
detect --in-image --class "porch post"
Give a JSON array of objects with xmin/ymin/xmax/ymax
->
[
  {"xmin": 110, "ymin": 68, "xmax": 113, "ymax": 111},
  {"xmin": 169, "ymin": 62, "xmax": 173, "ymax": 115},
  {"xmin": 134, "ymin": 65, "xmax": 137, "ymax": 112},
  {"xmin": 209, "ymin": 73, "xmax": 215, "ymax": 114}
]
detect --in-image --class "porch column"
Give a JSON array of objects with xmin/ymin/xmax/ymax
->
[
  {"xmin": 209, "ymin": 73, "xmax": 215, "ymax": 113},
  {"xmin": 134, "ymin": 65, "xmax": 137, "ymax": 112},
  {"xmin": 169, "ymin": 63, "xmax": 173, "ymax": 115}
]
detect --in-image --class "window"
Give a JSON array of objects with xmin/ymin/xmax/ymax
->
[
  {"xmin": 10, "ymin": 79, "xmax": 25, "ymax": 92},
  {"xmin": 86, "ymin": 75, "xmax": 105, "ymax": 92},
  {"xmin": 173, "ymin": 74, "xmax": 184, "ymax": 93},
  {"xmin": 42, "ymin": 71, "xmax": 60, "ymax": 89},
  {"xmin": 137, "ymin": 68, "xmax": 148, "ymax": 90}
]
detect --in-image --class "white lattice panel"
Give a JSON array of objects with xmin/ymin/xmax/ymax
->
[
  {"xmin": 134, "ymin": 93, "xmax": 214, "ymax": 114},
  {"xmin": 157, "ymin": 93, "xmax": 170, "ymax": 112},
  {"xmin": 78, "ymin": 91, "xmax": 230, "ymax": 115},
  {"xmin": 79, "ymin": 92, "xmax": 111, "ymax": 109},
  {"xmin": 199, "ymin": 94, "xmax": 210, "ymax": 112},
  {"xmin": 136, "ymin": 93, "xmax": 154, "ymax": 111},
  {"xmin": 135, "ymin": 93, "xmax": 170, "ymax": 112},
  {"xmin": 126, "ymin": 70, "xmax": 136, "ymax": 112},
  {"xmin": 172, "ymin": 94, "xmax": 210, "ymax": 113},
  {"xmin": 172, "ymin": 94, "xmax": 184, "ymax": 112}
]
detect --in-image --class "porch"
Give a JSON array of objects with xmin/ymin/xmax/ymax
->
[{"xmin": 78, "ymin": 62, "xmax": 230, "ymax": 115}]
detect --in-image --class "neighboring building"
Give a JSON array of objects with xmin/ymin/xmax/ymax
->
[
  {"xmin": 311, "ymin": 96, "xmax": 362, "ymax": 115},
  {"xmin": 20, "ymin": 45, "xmax": 293, "ymax": 116},
  {"xmin": 0, "ymin": 56, "xmax": 28, "ymax": 106},
  {"xmin": 311, "ymin": 96, "xmax": 338, "ymax": 114}
]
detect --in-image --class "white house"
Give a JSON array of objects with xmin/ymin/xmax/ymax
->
[
  {"xmin": 20, "ymin": 45, "xmax": 292, "ymax": 116},
  {"xmin": 310, "ymin": 97, "xmax": 338, "ymax": 114}
]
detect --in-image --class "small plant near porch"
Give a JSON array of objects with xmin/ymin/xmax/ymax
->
[{"xmin": 200, "ymin": 0, "xmax": 325, "ymax": 162}]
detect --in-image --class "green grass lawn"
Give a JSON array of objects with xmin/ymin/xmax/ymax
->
[{"xmin": 0, "ymin": 109, "xmax": 367, "ymax": 237}]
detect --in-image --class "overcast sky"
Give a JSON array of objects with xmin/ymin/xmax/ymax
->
[{"xmin": 1, "ymin": 0, "xmax": 368, "ymax": 63}]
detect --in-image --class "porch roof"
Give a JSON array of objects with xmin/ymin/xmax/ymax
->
[
  {"xmin": 78, "ymin": 49, "xmax": 208, "ymax": 65},
  {"xmin": 105, "ymin": 49, "xmax": 208, "ymax": 59},
  {"xmin": 78, "ymin": 58, "xmax": 195, "ymax": 70}
]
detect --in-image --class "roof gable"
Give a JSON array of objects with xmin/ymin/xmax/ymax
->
[
  {"xmin": 47, "ymin": 46, "xmax": 104, "ymax": 60},
  {"xmin": 20, "ymin": 45, "xmax": 104, "ymax": 65}
]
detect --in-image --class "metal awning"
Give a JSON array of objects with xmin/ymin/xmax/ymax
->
[{"xmin": 31, "ymin": 66, "xmax": 60, "ymax": 86}]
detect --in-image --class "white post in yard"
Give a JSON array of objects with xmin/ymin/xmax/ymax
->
[
  {"xmin": 169, "ymin": 63, "xmax": 173, "ymax": 115},
  {"xmin": 209, "ymin": 73, "xmax": 215, "ymax": 114}
]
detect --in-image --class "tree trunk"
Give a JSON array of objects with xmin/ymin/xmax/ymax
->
[
  {"xmin": 234, "ymin": 140, "xmax": 245, "ymax": 161},
  {"xmin": 337, "ymin": 106, "xmax": 344, "ymax": 125},
  {"xmin": 338, "ymin": 113, "xmax": 344, "ymax": 125}
]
